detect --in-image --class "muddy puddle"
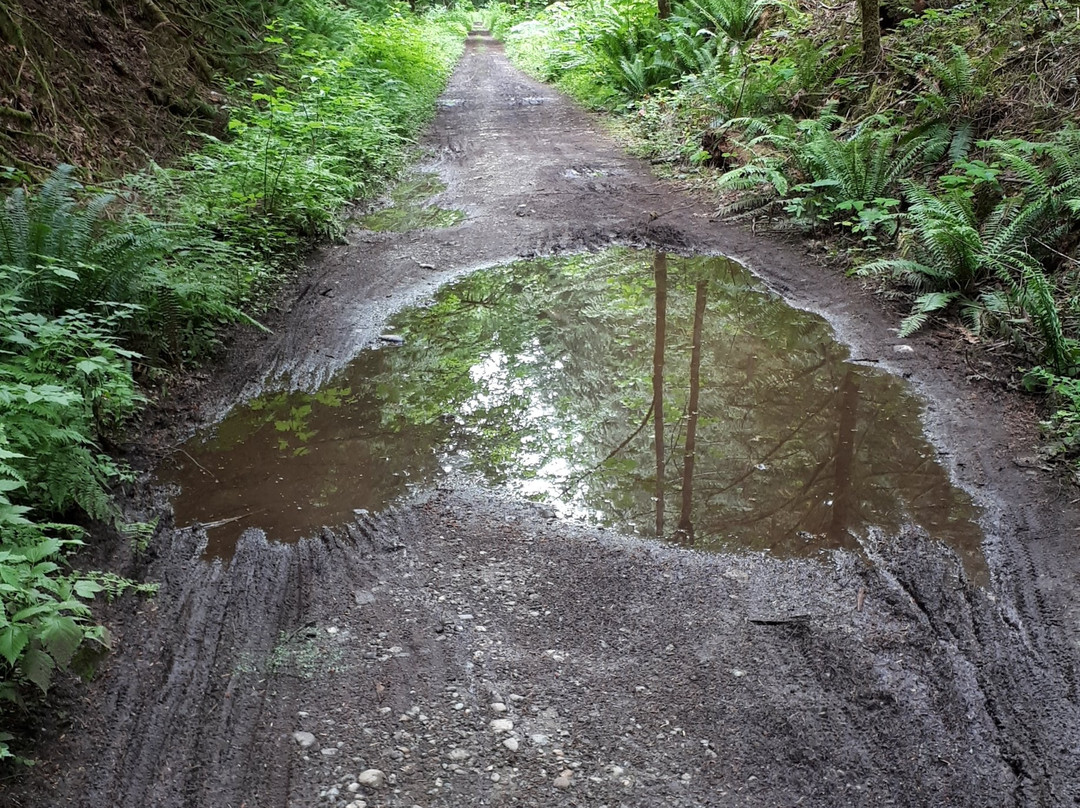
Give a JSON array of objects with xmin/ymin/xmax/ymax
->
[
  {"xmin": 357, "ymin": 171, "xmax": 465, "ymax": 232},
  {"xmin": 162, "ymin": 249, "xmax": 985, "ymax": 576}
]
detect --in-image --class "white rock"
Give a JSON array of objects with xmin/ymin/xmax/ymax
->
[
  {"xmin": 357, "ymin": 769, "xmax": 386, "ymax": 789},
  {"xmin": 530, "ymin": 733, "xmax": 550, "ymax": 747},
  {"xmin": 553, "ymin": 774, "xmax": 572, "ymax": 789},
  {"xmin": 490, "ymin": 702, "xmax": 507, "ymax": 713},
  {"xmin": 292, "ymin": 731, "xmax": 316, "ymax": 748},
  {"xmin": 320, "ymin": 747, "xmax": 338, "ymax": 756},
  {"xmin": 503, "ymin": 737, "xmax": 519, "ymax": 752},
  {"xmin": 449, "ymin": 748, "xmax": 470, "ymax": 760},
  {"xmin": 489, "ymin": 718, "xmax": 514, "ymax": 734}
]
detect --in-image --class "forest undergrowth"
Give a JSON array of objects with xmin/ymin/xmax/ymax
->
[
  {"xmin": 486, "ymin": 0, "xmax": 1080, "ymax": 473},
  {"xmin": 0, "ymin": 0, "xmax": 467, "ymax": 761}
]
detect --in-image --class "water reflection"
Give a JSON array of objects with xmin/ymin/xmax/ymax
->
[
  {"xmin": 357, "ymin": 171, "xmax": 465, "ymax": 232},
  {"xmin": 163, "ymin": 249, "xmax": 984, "ymax": 577}
]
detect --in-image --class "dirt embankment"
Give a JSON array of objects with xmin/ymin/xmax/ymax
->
[
  {"xmin": 4, "ymin": 32, "xmax": 1080, "ymax": 808},
  {"xmin": 0, "ymin": 0, "xmax": 261, "ymax": 173}
]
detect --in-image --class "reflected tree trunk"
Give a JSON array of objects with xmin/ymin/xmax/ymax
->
[
  {"xmin": 653, "ymin": 252, "xmax": 667, "ymax": 538},
  {"xmin": 828, "ymin": 370, "xmax": 859, "ymax": 543},
  {"xmin": 676, "ymin": 280, "xmax": 707, "ymax": 546}
]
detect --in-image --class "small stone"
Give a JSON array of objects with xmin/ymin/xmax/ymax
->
[
  {"xmin": 320, "ymin": 747, "xmax": 338, "ymax": 757},
  {"xmin": 489, "ymin": 718, "xmax": 514, "ymax": 734},
  {"xmin": 553, "ymin": 774, "xmax": 572, "ymax": 789},
  {"xmin": 449, "ymin": 748, "xmax": 470, "ymax": 760},
  {"xmin": 530, "ymin": 733, "xmax": 550, "ymax": 747},
  {"xmin": 348, "ymin": 782, "xmax": 361, "ymax": 792},
  {"xmin": 503, "ymin": 737, "xmax": 519, "ymax": 752},
  {"xmin": 292, "ymin": 731, "xmax": 316, "ymax": 748},
  {"xmin": 357, "ymin": 769, "xmax": 386, "ymax": 789},
  {"xmin": 491, "ymin": 772, "xmax": 501, "ymax": 782},
  {"xmin": 490, "ymin": 702, "xmax": 507, "ymax": 713}
]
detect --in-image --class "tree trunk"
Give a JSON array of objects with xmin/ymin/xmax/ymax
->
[
  {"xmin": 658, "ymin": 0, "xmax": 671, "ymax": 19},
  {"xmin": 675, "ymin": 280, "xmax": 707, "ymax": 547},
  {"xmin": 652, "ymin": 252, "xmax": 667, "ymax": 538},
  {"xmin": 859, "ymin": 0, "xmax": 881, "ymax": 67}
]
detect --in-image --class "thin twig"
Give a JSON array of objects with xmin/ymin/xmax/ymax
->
[
  {"xmin": 179, "ymin": 448, "xmax": 220, "ymax": 482},
  {"xmin": 560, "ymin": 402, "xmax": 655, "ymax": 495}
]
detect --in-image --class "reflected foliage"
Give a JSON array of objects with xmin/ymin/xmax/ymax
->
[{"xmin": 169, "ymin": 249, "xmax": 982, "ymax": 575}]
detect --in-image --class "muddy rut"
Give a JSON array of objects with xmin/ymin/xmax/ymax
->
[{"xmin": 6, "ymin": 32, "xmax": 1080, "ymax": 808}]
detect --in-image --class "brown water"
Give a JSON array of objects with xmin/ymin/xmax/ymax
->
[{"xmin": 162, "ymin": 249, "xmax": 985, "ymax": 577}]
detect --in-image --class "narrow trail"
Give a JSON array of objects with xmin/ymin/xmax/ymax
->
[{"xmin": 7, "ymin": 32, "xmax": 1080, "ymax": 808}]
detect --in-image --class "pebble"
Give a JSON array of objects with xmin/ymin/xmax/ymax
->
[
  {"xmin": 292, "ymin": 731, "xmax": 316, "ymax": 748},
  {"xmin": 448, "ymin": 748, "xmax": 470, "ymax": 760},
  {"xmin": 357, "ymin": 769, "xmax": 386, "ymax": 789},
  {"xmin": 530, "ymin": 733, "xmax": 550, "ymax": 747},
  {"xmin": 489, "ymin": 718, "xmax": 514, "ymax": 733},
  {"xmin": 553, "ymin": 774, "xmax": 572, "ymax": 789},
  {"xmin": 320, "ymin": 747, "xmax": 338, "ymax": 757},
  {"xmin": 490, "ymin": 702, "xmax": 508, "ymax": 713},
  {"xmin": 503, "ymin": 737, "xmax": 519, "ymax": 752}
]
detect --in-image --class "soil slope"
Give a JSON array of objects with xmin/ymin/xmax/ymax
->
[{"xmin": 5, "ymin": 32, "xmax": 1080, "ymax": 808}]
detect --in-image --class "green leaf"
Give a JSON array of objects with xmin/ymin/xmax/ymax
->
[
  {"xmin": 0, "ymin": 625, "xmax": 29, "ymax": 666},
  {"xmin": 73, "ymin": 579, "xmax": 103, "ymax": 599},
  {"xmin": 22, "ymin": 538, "xmax": 61, "ymax": 563},
  {"xmin": 39, "ymin": 613, "xmax": 83, "ymax": 669},
  {"xmin": 20, "ymin": 646, "xmax": 55, "ymax": 693}
]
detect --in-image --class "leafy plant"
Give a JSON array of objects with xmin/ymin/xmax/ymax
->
[
  {"xmin": 857, "ymin": 183, "xmax": 1073, "ymax": 364},
  {"xmin": 680, "ymin": 0, "xmax": 770, "ymax": 46},
  {"xmin": 0, "ymin": 165, "xmax": 164, "ymax": 316},
  {"xmin": 718, "ymin": 115, "xmax": 939, "ymax": 236}
]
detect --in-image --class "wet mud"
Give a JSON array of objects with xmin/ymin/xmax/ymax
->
[{"xmin": 6, "ymin": 31, "xmax": 1080, "ymax": 808}]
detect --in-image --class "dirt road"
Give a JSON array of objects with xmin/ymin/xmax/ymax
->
[{"xmin": 7, "ymin": 32, "xmax": 1080, "ymax": 808}]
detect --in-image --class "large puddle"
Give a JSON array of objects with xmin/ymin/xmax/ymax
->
[{"xmin": 163, "ymin": 249, "xmax": 984, "ymax": 576}]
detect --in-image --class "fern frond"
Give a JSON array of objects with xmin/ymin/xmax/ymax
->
[{"xmin": 899, "ymin": 290, "xmax": 959, "ymax": 336}]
